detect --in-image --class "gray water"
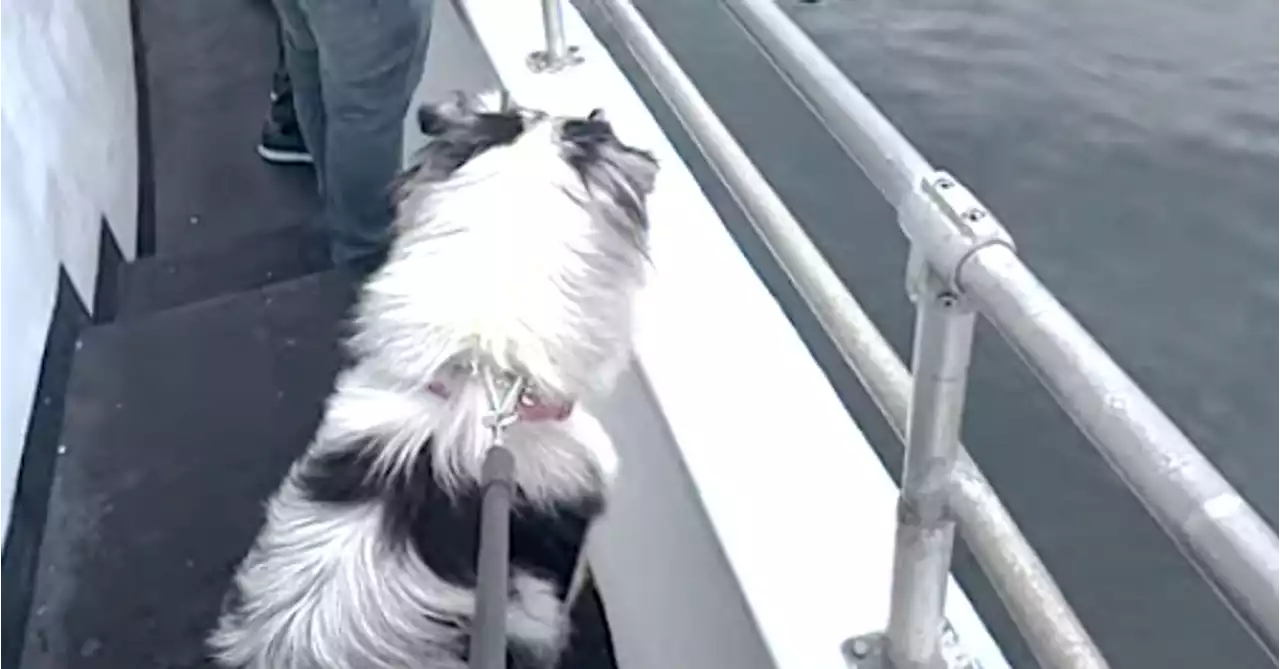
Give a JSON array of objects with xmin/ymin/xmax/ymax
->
[{"xmin": 583, "ymin": 0, "xmax": 1278, "ymax": 666}]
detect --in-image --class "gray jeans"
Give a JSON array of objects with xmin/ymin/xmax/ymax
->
[{"xmin": 272, "ymin": 0, "xmax": 433, "ymax": 270}]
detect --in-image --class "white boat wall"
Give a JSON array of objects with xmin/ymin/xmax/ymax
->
[{"xmin": 2, "ymin": 0, "xmax": 140, "ymax": 545}]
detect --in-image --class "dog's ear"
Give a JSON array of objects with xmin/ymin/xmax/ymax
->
[
  {"xmin": 617, "ymin": 148, "xmax": 659, "ymax": 197},
  {"xmin": 417, "ymin": 92, "xmax": 479, "ymax": 135},
  {"xmin": 562, "ymin": 113, "xmax": 660, "ymax": 199},
  {"xmin": 417, "ymin": 104, "xmax": 456, "ymax": 136}
]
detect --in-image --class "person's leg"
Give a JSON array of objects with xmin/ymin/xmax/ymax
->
[
  {"xmin": 272, "ymin": 0, "xmax": 327, "ymax": 178},
  {"xmin": 259, "ymin": 17, "xmax": 314, "ymax": 165},
  {"xmin": 302, "ymin": 0, "xmax": 432, "ymax": 270},
  {"xmin": 270, "ymin": 29, "xmax": 290, "ymax": 104}
]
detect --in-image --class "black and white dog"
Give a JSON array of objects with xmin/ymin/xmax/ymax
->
[{"xmin": 208, "ymin": 94, "xmax": 659, "ymax": 669}]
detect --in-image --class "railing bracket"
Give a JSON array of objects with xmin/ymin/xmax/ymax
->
[
  {"xmin": 527, "ymin": 45, "xmax": 584, "ymax": 73},
  {"xmin": 843, "ymin": 623, "xmax": 987, "ymax": 669},
  {"xmin": 530, "ymin": 0, "xmax": 583, "ymax": 73},
  {"xmin": 901, "ymin": 171, "xmax": 1016, "ymax": 295}
]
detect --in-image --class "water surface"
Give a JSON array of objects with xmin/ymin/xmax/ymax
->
[{"xmin": 585, "ymin": 0, "xmax": 1277, "ymax": 665}]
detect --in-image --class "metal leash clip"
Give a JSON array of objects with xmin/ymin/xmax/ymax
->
[{"xmin": 478, "ymin": 363, "xmax": 528, "ymax": 447}]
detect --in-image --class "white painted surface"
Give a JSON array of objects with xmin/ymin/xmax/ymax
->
[
  {"xmin": 434, "ymin": 1, "xmax": 1012, "ymax": 667},
  {"xmin": 0, "ymin": 0, "xmax": 138, "ymax": 541}
]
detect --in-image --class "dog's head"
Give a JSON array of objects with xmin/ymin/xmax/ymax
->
[
  {"xmin": 362, "ymin": 93, "xmax": 661, "ymax": 404},
  {"xmin": 398, "ymin": 94, "xmax": 659, "ymax": 246},
  {"xmin": 353, "ymin": 95, "xmax": 661, "ymax": 500}
]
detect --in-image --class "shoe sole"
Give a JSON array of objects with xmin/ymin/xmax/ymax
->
[{"xmin": 257, "ymin": 145, "xmax": 314, "ymax": 165}]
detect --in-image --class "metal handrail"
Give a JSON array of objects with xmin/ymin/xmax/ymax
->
[
  {"xmin": 715, "ymin": 0, "xmax": 1278, "ymax": 654},
  {"xmin": 578, "ymin": 0, "xmax": 1105, "ymax": 666},
  {"xmin": 526, "ymin": 0, "xmax": 1277, "ymax": 665}
]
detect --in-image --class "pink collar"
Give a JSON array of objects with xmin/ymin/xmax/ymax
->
[{"xmin": 426, "ymin": 381, "xmax": 574, "ymax": 422}]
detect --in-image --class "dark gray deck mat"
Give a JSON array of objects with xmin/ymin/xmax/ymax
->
[{"xmin": 20, "ymin": 272, "xmax": 618, "ymax": 668}]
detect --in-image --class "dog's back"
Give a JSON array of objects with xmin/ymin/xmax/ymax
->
[
  {"xmin": 209, "ymin": 99, "xmax": 658, "ymax": 669},
  {"xmin": 208, "ymin": 377, "xmax": 607, "ymax": 668}
]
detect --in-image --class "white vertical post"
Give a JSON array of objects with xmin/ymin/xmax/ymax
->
[
  {"xmin": 528, "ymin": 0, "xmax": 582, "ymax": 72},
  {"xmin": 886, "ymin": 269, "xmax": 977, "ymax": 668},
  {"xmin": 541, "ymin": 0, "xmax": 568, "ymax": 62}
]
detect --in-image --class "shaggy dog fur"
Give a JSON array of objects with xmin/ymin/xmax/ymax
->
[{"xmin": 208, "ymin": 95, "xmax": 659, "ymax": 669}]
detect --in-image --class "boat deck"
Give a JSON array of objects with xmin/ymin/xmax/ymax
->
[
  {"xmin": 15, "ymin": 0, "xmax": 616, "ymax": 666},
  {"xmin": 11, "ymin": 0, "xmax": 1273, "ymax": 667}
]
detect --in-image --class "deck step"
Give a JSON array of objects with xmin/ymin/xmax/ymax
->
[
  {"xmin": 115, "ymin": 224, "xmax": 331, "ymax": 319},
  {"xmin": 19, "ymin": 272, "xmax": 618, "ymax": 669}
]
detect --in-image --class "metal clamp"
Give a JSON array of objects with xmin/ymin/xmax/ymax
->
[{"xmin": 902, "ymin": 171, "xmax": 1015, "ymax": 298}]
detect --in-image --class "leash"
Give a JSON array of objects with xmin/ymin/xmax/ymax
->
[
  {"xmin": 464, "ymin": 362, "xmax": 591, "ymax": 669},
  {"xmin": 468, "ymin": 366, "xmax": 525, "ymax": 669},
  {"xmin": 469, "ymin": 446, "xmax": 516, "ymax": 669}
]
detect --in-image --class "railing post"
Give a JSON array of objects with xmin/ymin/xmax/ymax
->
[
  {"xmin": 885, "ymin": 265, "xmax": 978, "ymax": 669},
  {"xmin": 528, "ymin": 0, "xmax": 583, "ymax": 73}
]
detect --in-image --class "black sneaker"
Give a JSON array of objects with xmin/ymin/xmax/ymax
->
[{"xmin": 257, "ymin": 119, "xmax": 312, "ymax": 165}]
